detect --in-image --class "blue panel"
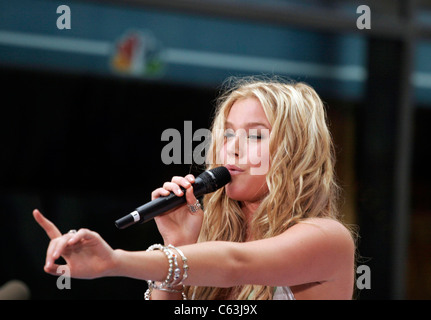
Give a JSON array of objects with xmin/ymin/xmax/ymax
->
[{"xmin": 2, "ymin": 0, "xmax": 430, "ymax": 105}]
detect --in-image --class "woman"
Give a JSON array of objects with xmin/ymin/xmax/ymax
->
[{"xmin": 34, "ymin": 77, "xmax": 356, "ymax": 300}]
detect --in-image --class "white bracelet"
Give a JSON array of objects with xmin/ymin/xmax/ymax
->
[
  {"xmin": 168, "ymin": 244, "xmax": 189, "ymax": 285},
  {"xmin": 144, "ymin": 244, "xmax": 189, "ymax": 300},
  {"xmin": 146, "ymin": 244, "xmax": 174, "ymax": 288}
]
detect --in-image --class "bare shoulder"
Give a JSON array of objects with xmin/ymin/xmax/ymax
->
[
  {"xmin": 285, "ymin": 218, "xmax": 356, "ymax": 299},
  {"xmin": 281, "ymin": 217, "xmax": 356, "ymax": 278},
  {"xmin": 289, "ymin": 217, "xmax": 355, "ymax": 246}
]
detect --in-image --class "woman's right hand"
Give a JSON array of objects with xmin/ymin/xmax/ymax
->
[
  {"xmin": 33, "ymin": 209, "xmax": 117, "ymax": 279},
  {"xmin": 151, "ymin": 174, "xmax": 204, "ymax": 246}
]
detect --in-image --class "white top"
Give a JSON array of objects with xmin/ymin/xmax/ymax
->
[{"xmin": 273, "ymin": 286, "xmax": 295, "ymax": 300}]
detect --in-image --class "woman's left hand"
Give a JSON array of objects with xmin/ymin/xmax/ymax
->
[
  {"xmin": 152, "ymin": 174, "xmax": 204, "ymax": 246},
  {"xmin": 33, "ymin": 209, "xmax": 117, "ymax": 279}
]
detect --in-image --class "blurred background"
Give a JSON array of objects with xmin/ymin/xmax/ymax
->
[{"xmin": 0, "ymin": 0, "xmax": 430, "ymax": 300}]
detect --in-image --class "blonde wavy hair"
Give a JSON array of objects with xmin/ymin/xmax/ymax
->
[{"xmin": 186, "ymin": 77, "xmax": 341, "ymax": 300}]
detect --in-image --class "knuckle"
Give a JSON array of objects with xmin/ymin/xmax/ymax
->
[{"xmin": 185, "ymin": 174, "xmax": 195, "ymax": 182}]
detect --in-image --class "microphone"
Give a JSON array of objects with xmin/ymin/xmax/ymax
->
[
  {"xmin": 115, "ymin": 166, "xmax": 231, "ymax": 229},
  {"xmin": 0, "ymin": 280, "xmax": 30, "ymax": 300}
]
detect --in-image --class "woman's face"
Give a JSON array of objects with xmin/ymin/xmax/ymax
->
[{"xmin": 220, "ymin": 97, "xmax": 271, "ymax": 203}]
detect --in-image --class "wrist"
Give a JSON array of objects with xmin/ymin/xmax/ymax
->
[{"xmin": 107, "ymin": 249, "xmax": 125, "ymax": 277}]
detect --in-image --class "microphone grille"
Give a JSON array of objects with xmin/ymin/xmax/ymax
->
[
  {"xmin": 195, "ymin": 166, "xmax": 231, "ymax": 195},
  {"xmin": 208, "ymin": 166, "xmax": 231, "ymax": 188}
]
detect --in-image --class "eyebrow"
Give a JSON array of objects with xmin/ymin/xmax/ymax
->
[{"xmin": 224, "ymin": 121, "xmax": 270, "ymax": 129}]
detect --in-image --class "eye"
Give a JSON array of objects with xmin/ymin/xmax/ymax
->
[
  {"xmin": 248, "ymin": 134, "xmax": 262, "ymax": 140},
  {"xmin": 224, "ymin": 129, "xmax": 235, "ymax": 139},
  {"xmin": 248, "ymin": 129, "xmax": 265, "ymax": 140}
]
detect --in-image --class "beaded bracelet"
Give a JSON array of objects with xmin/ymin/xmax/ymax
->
[
  {"xmin": 146, "ymin": 244, "xmax": 175, "ymax": 289},
  {"xmin": 171, "ymin": 249, "xmax": 182, "ymax": 286},
  {"xmin": 144, "ymin": 244, "xmax": 189, "ymax": 300},
  {"xmin": 168, "ymin": 244, "xmax": 189, "ymax": 285}
]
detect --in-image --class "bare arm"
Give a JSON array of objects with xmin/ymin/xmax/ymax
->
[
  {"xmin": 112, "ymin": 218, "xmax": 354, "ymax": 291},
  {"xmin": 35, "ymin": 209, "xmax": 354, "ymax": 298}
]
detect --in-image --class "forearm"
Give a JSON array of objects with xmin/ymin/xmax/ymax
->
[
  {"xmin": 112, "ymin": 249, "xmax": 184, "ymax": 300},
  {"xmin": 112, "ymin": 249, "xmax": 166, "ymax": 281},
  {"xmin": 111, "ymin": 241, "xmax": 240, "ymax": 288}
]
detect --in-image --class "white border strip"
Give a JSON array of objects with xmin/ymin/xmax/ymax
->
[
  {"xmin": 161, "ymin": 48, "xmax": 367, "ymax": 82},
  {"xmin": 0, "ymin": 30, "xmax": 111, "ymax": 55}
]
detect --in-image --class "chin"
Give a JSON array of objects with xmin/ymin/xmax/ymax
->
[
  {"xmin": 225, "ymin": 185, "xmax": 266, "ymax": 203},
  {"xmin": 225, "ymin": 185, "xmax": 247, "ymax": 201}
]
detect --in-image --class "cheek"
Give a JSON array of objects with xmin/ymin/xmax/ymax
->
[
  {"xmin": 247, "ymin": 142, "xmax": 270, "ymax": 175},
  {"xmin": 247, "ymin": 144, "xmax": 262, "ymax": 163},
  {"xmin": 219, "ymin": 143, "xmax": 228, "ymax": 163}
]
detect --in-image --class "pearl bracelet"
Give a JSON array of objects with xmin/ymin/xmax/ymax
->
[
  {"xmin": 168, "ymin": 244, "xmax": 189, "ymax": 285},
  {"xmin": 146, "ymin": 244, "xmax": 175, "ymax": 288},
  {"xmin": 144, "ymin": 244, "xmax": 189, "ymax": 300}
]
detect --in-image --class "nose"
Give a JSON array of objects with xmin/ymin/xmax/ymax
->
[{"xmin": 226, "ymin": 133, "xmax": 244, "ymax": 160}]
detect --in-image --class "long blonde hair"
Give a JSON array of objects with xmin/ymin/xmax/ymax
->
[{"xmin": 187, "ymin": 77, "xmax": 341, "ymax": 300}]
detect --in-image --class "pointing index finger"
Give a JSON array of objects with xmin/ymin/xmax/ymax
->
[{"xmin": 33, "ymin": 209, "xmax": 62, "ymax": 240}]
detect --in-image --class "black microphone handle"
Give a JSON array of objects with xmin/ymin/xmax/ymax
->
[
  {"xmin": 115, "ymin": 176, "xmax": 206, "ymax": 229},
  {"xmin": 114, "ymin": 191, "xmax": 186, "ymax": 229},
  {"xmin": 137, "ymin": 190, "xmax": 187, "ymax": 223},
  {"xmin": 115, "ymin": 166, "xmax": 231, "ymax": 229}
]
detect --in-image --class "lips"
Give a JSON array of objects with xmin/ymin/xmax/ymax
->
[{"xmin": 225, "ymin": 164, "xmax": 245, "ymax": 176}]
